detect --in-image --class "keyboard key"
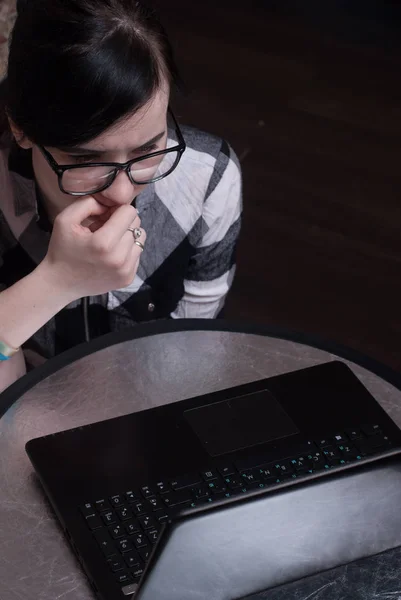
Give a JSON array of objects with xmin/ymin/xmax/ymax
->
[
  {"xmin": 241, "ymin": 469, "xmax": 260, "ymax": 484},
  {"xmin": 126, "ymin": 491, "xmax": 139, "ymax": 504},
  {"xmin": 274, "ymin": 460, "xmax": 294, "ymax": 476},
  {"xmin": 117, "ymin": 506, "xmax": 133, "ymax": 521},
  {"xmin": 208, "ymin": 481, "xmax": 228, "ymax": 494},
  {"xmin": 139, "ymin": 546, "xmax": 152, "ymax": 562},
  {"xmin": 147, "ymin": 529, "xmax": 159, "ymax": 544},
  {"xmin": 140, "ymin": 486, "xmax": 155, "ymax": 499},
  {"xmin": 196, "ymin": 495, "xmax": 215, "ymax": 505},
  {"xmin": 307, "ymin": 451, "xmax": 326, "ymax": 467},
  {"xmin": 171, "ymin": 474, "xmax": 201, "ymax": 490},
  {"xmin": 290, "ymin": 457, "xmax": 309, "ymax": 473},
  {"xmin": 80, "ymin": 503, "xmax": 96, "ymax": 518},
  {"xmin": 93, "ymin": 530, "xmax": 117, "ymax": 558},
  {"xmin": 368, "ymin": 434, "xmax": 391, "ymax": 449},
  {"xmin": 355, "ymin": 441, "xmax": 376, "ymax": 456},
  {"xmin": 131, "ymin": 565, "xmax": 145, "ymax": 580},
  {"xmin": 110, "ymin": 495, "xmax": 124, "ymax": 508},
  {"xmin": 155, "ymin": 481, "xmax": 169, "ymax": 494},
  {"xmin": 147, "ymin": 496, "xmax": 164, "ymax": 511},
  {"xmin": 218, "ymin": 465, "xmax": 235, "ymax": 477},
  {"xmin": 339, "ymin": 444, "xmax": 360, "ymax": 458},
  {"xmin": 346, "ymin": 428, "xmax": 363, "ymax": 440},
  {"xmin": 133, "ymin": 533, "xmax": 148, "ymax": 549},
  {"xmin": 192, "ymin": 485, "xmax": 210, "ymax": 499},
  {"xmin": 132, "ymin": 501, "xmax": 147, "ymax": 516},
  {"xmin": 362, "ymin": 424, "xmax": 382, "ymax": 437},
  {"xmin": 277, "ymin": 458, "xmax": 294, "ymax": 470},
  {"xmin": 86, "ymin": 515, "xmax": 102, "ymax": 530},
  {"xmin": 224, "ymin": 476, "xmax": 243, "ymax": 490},
  {"xmin": 109, "ymin": 524, "xmax": 125, "ymax": 539},
  {"xmin": 316, "ymin": 438, "xmax": 331, "ymax": 448},
  {"xmin": 124, "ymin": 551, "xmax": 141, "ymax": 569},
  {"xmin": 201, "ymin": 469, "xmax": 219, "ymax": 481},
  {"xmin": 125, "ymin": 519, "xmax": 141, "ymax": 535},
  {"xmin": 259, "ymin": 466, "xmax": 275, "ymax": 480},
  {"xmin": 109, "ymin": 557, "xmax": 125, "ymax": 572},
  {"xmin": 162, "ymin": 490, "xmax": 192, "ymax": 507},
  {"xmin": 121, "ymin": 582, "xmax": 139, "ymax": 595},
  {"xmin": 294, "ymin": 441, "xmax": 317, "ymax": 454},
  {"xmin": 329, "ymin": 458, "xmax": 346, "ymax": 466},
  {"xmin": 356, "ymin": 435, "xmax": 391, "ymax": 455},
  {"xmin": 95, "ymin": 499, "xmax": 111, "ymax": 513},
  {"xmin": 331, "ymin": 433, "xmax": 347, "ymax": 444},
  {"xmin": 102, "ymin": 511, "xmax": 117, "ymax": 526},
  {"xmin": 235, "ymin": 454, "xmax": 271, "ymax": 472},
  {"xmin": 275, "ymin": 471, "xmax": 293, "ymax": 482},
  {"xmin": 156, "ymin": 513, "xmax": 169, "ymax": 524},
  {"xmin": 115, "ymin": 571, "xmax": 132, "ymax": 585},
  {"xmin": 118, "ymin": 538, "xmax": 134, "ymax": 553},
  {"xmin": 235, "ymin": 442, "xmax": 314, "ymax": 472},
  {"xmin": 139, "ymin": 515, "xmax": 156, "ymax": 530},
  {"xmin": 210, "ymin": 492, "xmax": 227, "ymax": 501},
  {"xmin": 323, "ymin": 446, "xmax": 342, "ymax": 460}
]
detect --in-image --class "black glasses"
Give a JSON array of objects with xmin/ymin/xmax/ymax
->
[{"xmin": 38, "ymin": 110, "xmax": 186, "ymax": 196}]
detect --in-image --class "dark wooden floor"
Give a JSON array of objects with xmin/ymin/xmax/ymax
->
[{"xmin": 151, "ymin": 0, "xmax": 401, "ymax": 371}]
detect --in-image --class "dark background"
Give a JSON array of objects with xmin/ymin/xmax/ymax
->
[{"xmin": 151, "ymin": 0, "xmax": 401, "ymax": 370}]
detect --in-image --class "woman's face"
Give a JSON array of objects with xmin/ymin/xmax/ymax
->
[{"xmin": 14, "ymin": 82, "xmax": 170, "ymax": 220}]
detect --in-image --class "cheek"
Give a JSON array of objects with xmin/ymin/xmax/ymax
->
[
  {"xmin": 132, "ymin": 183, "xmax": 148, "ymax": 207},
  {"xmin": 32, "ymin": 147, "xmax": 74, "ymax": 203},
  {"xmin": 32, "ymin": 147, "xmax": 59, "ymax": 190},
  {"xmin": 31, "ymin": 147, "xmax": 78, "ymax": 218}
]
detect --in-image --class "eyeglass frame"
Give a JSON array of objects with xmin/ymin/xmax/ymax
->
[{"xmin": 37, "ymin": 109, "xmax": 187, "ymax": 196}]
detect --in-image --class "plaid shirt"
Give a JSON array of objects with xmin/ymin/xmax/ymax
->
[{"xmin": 0, "ymin": 125, "xmax": 242, "ymax": 364}]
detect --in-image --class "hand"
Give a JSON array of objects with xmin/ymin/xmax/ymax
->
[{"xmin": 39, "ymin": 197, "xmax": 146, "ymax": 302}]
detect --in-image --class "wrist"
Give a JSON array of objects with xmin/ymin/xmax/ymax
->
[{"xmin": 33, "ymin": 259, "xmax": 79, "ymax": 308}]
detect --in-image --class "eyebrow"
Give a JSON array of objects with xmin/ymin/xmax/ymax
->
[{"xmin": 59, "ymin": 131, "xmax": 166, "ymax": 155}]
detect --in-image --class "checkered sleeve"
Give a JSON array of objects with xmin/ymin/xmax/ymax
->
[{"xmin": 171, "ymin": 141, "xmax": 242, "ymax": 319}]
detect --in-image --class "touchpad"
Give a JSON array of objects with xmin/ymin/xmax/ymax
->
[{"xmin": 184, "ymin": 389, "xmax": 299, "ymax": 456}]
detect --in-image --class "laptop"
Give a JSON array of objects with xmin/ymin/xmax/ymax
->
[{"xmin": 25, "ymin": 360, "xmax": 401, "ymax": 599}]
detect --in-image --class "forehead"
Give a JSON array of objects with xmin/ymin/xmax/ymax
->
[{"xmin": 84, "ymin": 84, "xmax": 170, "ymax": 151}]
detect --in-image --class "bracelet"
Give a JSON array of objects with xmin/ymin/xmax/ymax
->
[{"xmin": 0, "ymin": 340, "xmax": 20, "ymax": 361}]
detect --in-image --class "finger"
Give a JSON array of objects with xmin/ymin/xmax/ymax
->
[
  {"xmin": 127, "ymin": 241, "xmax": 145, "ymax": 278},
  {"xmin": 87, "ymin": 208, "xmax": 120, "ymax": 233},
  {"xmin": 131, "ymin": 227, "xmax": 147, "ymax": 255},
  {"xmin": 93, "ymin": 212, "xmax": 141, "ymax": 240},
  {"xmin": 128, "ymin": 214, "xmax": 142, "ymax": 231},
  {"xmin": 118, "ymin": 222, "xmax": 145, "ymax": 260},
  {"xmin": 121, "ymin": 254, "xmax": 141, "ymax": 288},
  {"xmin": 117, "ymin": 229, "xmax": 147, "ymax": 286},
  {"xmin": 88, "ymin": 219, "xmax": 105, "ymax": 233},
  {"xmin": 93, "ymin": 204, "xmax": 139, "ymax": 248},
  {"xmin": 57, "ymin": 196, "xmax": 108, "ymax": 226}
]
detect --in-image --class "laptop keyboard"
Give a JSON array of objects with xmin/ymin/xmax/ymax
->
[{"xmin": 79, "ymin": 424, "xmax": 393, "ymax": 595}]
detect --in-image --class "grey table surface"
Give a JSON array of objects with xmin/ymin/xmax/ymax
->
[{"xmin": 1, "ymin": 328, "xmax": 401, "ymax": 600}]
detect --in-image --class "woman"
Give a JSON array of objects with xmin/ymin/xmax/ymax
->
[{"xmin": 0, "ymin": 0, "xmax": 242, "ymax": 391}]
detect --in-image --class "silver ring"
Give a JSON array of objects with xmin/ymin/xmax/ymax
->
[
  {"xmin": 127, "ymin": 227, "xmax": 142, "ymax": 240},
  {"xmin": 134, "ymin": 240, "xmax": 145, "ymax": 251}
]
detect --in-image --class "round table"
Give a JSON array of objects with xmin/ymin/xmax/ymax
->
[{"xmin": 1, "ymin": 320, "xmax": 401, "ymax": 600}]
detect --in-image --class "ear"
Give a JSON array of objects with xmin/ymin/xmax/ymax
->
[{"xmin": 7, "ymin": 117, "xmax": 33, "ymax": 150}]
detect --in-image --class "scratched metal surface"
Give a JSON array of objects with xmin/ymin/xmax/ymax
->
[{"xmin": 0, "ymin": 330, "xmax": 401, "ymax": 600}]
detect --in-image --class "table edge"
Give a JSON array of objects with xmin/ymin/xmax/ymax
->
[{"xmin": 1, "ymin": 319, "xmax": 400, "ymax": 418}]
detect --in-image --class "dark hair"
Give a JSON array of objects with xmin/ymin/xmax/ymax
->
[{"xmin": 1, "ymin": 0, "xmax": 180, "ymax": 148}]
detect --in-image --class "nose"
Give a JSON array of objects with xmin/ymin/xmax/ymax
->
[{"xmin": 96, "ymin": 169, "xmax": 139, "ymax": 206}]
